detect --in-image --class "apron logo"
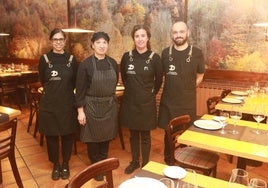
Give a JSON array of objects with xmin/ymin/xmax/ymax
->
[
  {"xmin": 144, "ymin": 66, "xmax": 148, "ymax": 70},
  {"xmin": 128, "ymin": 64, "xmax": 134, "ymax": 70},
  {"xmin": 167, "ymin": 65, "xmax": 178, "ymax": 75},
  {"xmin": 51, "ymin": 70, "xmax": 58, "ymax": 77},
  {"xmin": 169, "ymin": 65, "xmax": 175, "ymax": 71},
  {"xmin": 126, "ymin": 64, "xmax": 136, "ymax": 74}
]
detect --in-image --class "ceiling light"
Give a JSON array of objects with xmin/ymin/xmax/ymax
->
[
  {"xmin": 0, "ymin": 33, "xmax": 10, "ymax": 36},
  {"xmin": 63, "ymin": 0, "xmax": 94, "ymax": 33},
  {"xmin": 62, "ymin": 28, "xmax": 94, "ymax": 33}
]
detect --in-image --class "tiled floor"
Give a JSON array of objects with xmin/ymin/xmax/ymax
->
[{"xmin": 1, "ymin": 106, "xmax": 268, "ymax": 188}]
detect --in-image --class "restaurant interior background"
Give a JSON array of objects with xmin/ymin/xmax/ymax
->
[{"xmin": 1, "ymin": 0, "xmax": 268, "ymax": 115}]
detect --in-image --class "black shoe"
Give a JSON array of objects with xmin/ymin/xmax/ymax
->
[
  {"xmin": 124, "ymin": 161, "xmax": 140, "ymax": 174},
  {"xmin": 94, "ymin": 174, "xmax": 104, "ymax": 181},
  {"xmin": 61, "ymin": 162, "xmax": 70, "ymax": 179},
  {"xmin": 52, "ymin": 163, "xmax": 61, "ymax": 180}
]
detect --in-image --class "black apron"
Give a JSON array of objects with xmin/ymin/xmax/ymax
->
[
  {"xmin": 39, "ymin": 55, "xmax": 77, "ymax": 135},
  {"xmin": 80, "ymin": 58, "xmax": 118, "ymax": 142},
  {"xmin": 158, "ymin": 46, "xmax": 196, "ymax": 129},
  {"xmin": 120, "ymin": 51, "xmax": 157, "ymax": 130}
]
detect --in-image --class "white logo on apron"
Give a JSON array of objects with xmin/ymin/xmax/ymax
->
[
  {"xmin": 51, "ymin": 70, "xmax": 58, "ymax": 77},
  {"xmin": 128, "ymin": 64, "xmax": 134, "ymax": 70},
  {"xmin": 169, "ymin": 65, "xmax": 175, "ymax": 71},
  {"xmin": 167, "ymin": 65, "xmax": 178, "ymax": 75}
]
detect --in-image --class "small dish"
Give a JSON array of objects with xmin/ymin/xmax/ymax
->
[
  {"xmin": 116, "ymin": 85, "xmax": 125, "ymax": 91},
  {"xmin": 163, "ymin": 166, "xmax": 187, "ymax": 179},
  {"xmin": 119, "ymin": 177, "xmax": 166, "ymax": 188},
  {"xmin": 194, "ymin": 119, "xmax": 223, "ymax": 130},
  {"xmin": 222, "ymin": 98, "xmax": 242, "ymax": 104},
  {"xmin": 231, "ymin": 90, "xmax": 248, "ymax": 96}
]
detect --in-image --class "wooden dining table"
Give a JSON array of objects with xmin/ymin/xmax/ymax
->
[
  {"xmin": 0, "ymin": 105, "xmax": 21, "ymax": 120},
  {"xmin": 134, "ymin": 161, "xmax": 246, "ymax": 188},
  {"xmin": 215, "ymin": 90, "xmax": 268, "ymax": 115},
  {"xmin": 177, "ymin": 114, "xmax": 268, "ymax": 170}
]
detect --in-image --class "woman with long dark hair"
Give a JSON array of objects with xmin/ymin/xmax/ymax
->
[{"xmin": 120, "ymin": 25, "xmax": 163, "ymax": 174}]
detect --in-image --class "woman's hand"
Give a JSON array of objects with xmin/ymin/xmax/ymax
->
[{"xmin": 77, "ymin": 107, "xmax": 86, "ymax": 126}]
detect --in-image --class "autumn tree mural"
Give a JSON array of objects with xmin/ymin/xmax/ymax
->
[
  {"xmin": 0, "ymin": 0, "xmax": 185, "ymax": 63},
  {"xmin": 188, "ymin": 0, "xmax": 268, "ymax": 73}
]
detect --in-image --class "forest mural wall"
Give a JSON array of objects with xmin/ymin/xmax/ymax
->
[
  {"xmin": 188, "ymin": 0, "xmax": 268, "ymax": 73},
  {"xmin": 1, "ymin": 0, "xmax": 268, "ymax": 73},
  {"xmin": 0, "ymin": 0, "xmax": 186, "ymax": 63}
]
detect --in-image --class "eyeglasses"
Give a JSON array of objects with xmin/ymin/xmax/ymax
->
[{"xmin": 51, "ymin": 38, "xmax": 65, "ymax": 42}]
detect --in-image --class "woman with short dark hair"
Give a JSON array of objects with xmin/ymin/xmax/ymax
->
[{"xmin": 75, "ymin": 31, "xmax": 119, "ymax": 181}]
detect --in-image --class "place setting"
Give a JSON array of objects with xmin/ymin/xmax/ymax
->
[{"xmin": 119, "ymin": 165, "xmax": 197, "ymax": 188}]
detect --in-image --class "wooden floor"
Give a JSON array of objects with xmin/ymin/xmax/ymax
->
[{"xmin": 1, "ymin": 105, "xmax": 268, "ymax": 188}]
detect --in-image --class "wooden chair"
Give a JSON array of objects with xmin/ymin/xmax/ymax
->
[
  {"xmin": 0, "ymin": 118, "xmax": 23, "ymax": 188},
  {"xmin": 26, "ymin": 82, "xmax": 44, "ymax": 146},
  {"xmin": 66, "ymin": 158, "xmax": 120, "ymax": 188},
  {"xmin": 0, "ymin": 76, "xmax": 21, "ymax": 110},
  {"xmin": 17, "ymin": 72, "xmax": 39, "ymax": 104},
  {"xmin": 220, "ymin": 89, "xmax": 231, "ymax": 98},
  {"xmin": 166, "ymin": 115, "xmax": 219, "ymax": 177},
  {"xmin": 206, "ymin": 96, "xmax": 221, "ymax": 115}
]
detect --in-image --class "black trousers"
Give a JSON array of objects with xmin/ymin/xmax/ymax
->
[
  {"xmin": 87, "ymin": 141, "xmax": 109, "ymax": 164},
  {"xmin": 129, "ymin": 130, "xmax": 151, "ymax": 167},
  {"xmin": 46, "ymin": 133, "xmax": 74, "ymax": 164}
]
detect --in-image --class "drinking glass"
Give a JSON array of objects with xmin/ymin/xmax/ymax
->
[
  {"xmin": 228, "ymin": 168, "xmax": 249, "ymax": 187},
  {"xmin": 249, "ymin": 178, "xmax": 267, "ymax": 188},
  {"xmin": 252, "ymin": 106, "xmax": 265, "ymax": 135},
  {"xmin": 159, "ymin": 178, "xmax": 175, "ymax": 188},
  {"xmin": 218, "ymin": 111, "xmax": 229, "ymax": 134},
  {"xmin": 179, "ymin": 169, "xmax": 197, "ymax": 188},
  {"xmin": 230, "ymin": 109, "xmax": 242, "ymax": 135}
]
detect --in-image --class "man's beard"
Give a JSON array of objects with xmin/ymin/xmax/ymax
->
[{"xmin": 172, "ymin": 37, "xmax": 188, "ymax": 46}]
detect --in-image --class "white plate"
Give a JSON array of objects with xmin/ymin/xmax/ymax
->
[
  {"xmin": 116, "ymin": 85, "xmax": 125, "ymax": 91},
  {"xmin": 231, "ymin": 90, "xmax": 248, "ymax": 96},
  {"xmin": 222, "ymin": 98, "xmax": 242, "ymax": 104},
  {"xmin": 163, "ymin": 166, "xmax": 187, "ymax": 179},
  {"xmin": 194, "ymin": 119, "xmax": 223, "ymax": 130},
  {"xmin": 119, "ymin": 177, "xmax": 166, "ymax": 188}
]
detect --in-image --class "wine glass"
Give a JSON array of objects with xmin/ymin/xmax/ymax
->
[
  {"xmin": 252, "ymin": 106, "xmax": 265, "ymax": 135},
  {"xmin": 159, "ymin": 178, "xmax": 175, "ymax": 188},
  {"xmin": 249, "ymin": 178, "xmax": 267, "ymax": 188},
  {"xmin": 228, "ymin": 168, "xmax": 249, "ymax": 187},
  {"xmin": 218, "ymin": 111, "xmax": 229, "ymax": 134},
  {"xmin": 230, "ymin": 108, "xmax": 242, "ymax": 135},
  {"xmin": 180, "ymin": 169, "xmax": 197, "ymax": 188}
]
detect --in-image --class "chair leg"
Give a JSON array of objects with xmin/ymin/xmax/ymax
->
[
  {"xmin": 0, "ymin": 161, "xmax": 2, "ymax": 184},
  {"xmin": 227, "ymin": 155, "xmax": 233, "ymax": 163},
  {"xmin": 118, "ymin": 124, "xmax": 125, "ymax": 150},
  {"xmin": 27, "ymin": 107, "xmax": 36, "ymax": 133},
  {"xmin": 212, "ymin": 166, "xmax": 217, "ymax": 177},
  {"xmin": 9, "ymin": 154, "xmax": 23, "ymax": 188}
]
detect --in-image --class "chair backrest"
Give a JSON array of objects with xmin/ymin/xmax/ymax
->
[
  {"xmin": 166, "ymin": 115, "xmax": 191, "ymax": 165},
  {"xmin": 206, "ymin": 96, "xmax": 221, "ymax": 115},
  {"xmin": 20, "ymin": 72, "xmax": 39, "ymax": 85},
  {"xmin": 0, "ymin": 118, "xmax": 17, "ymax": 160},
  {"xmin": 220, "ymin": 89, "xmax": 231, "ymax": 98},
  {"xmin": 0, "ymin": 76, "xmax": 19, "ymax": 94},
  {"xmin": 66, "ymin": 158, "xmax": 120, "ymax": 188},
  {"xmin": 26, "ymin": 81, "xmax": 42, "ymax": 106}
]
